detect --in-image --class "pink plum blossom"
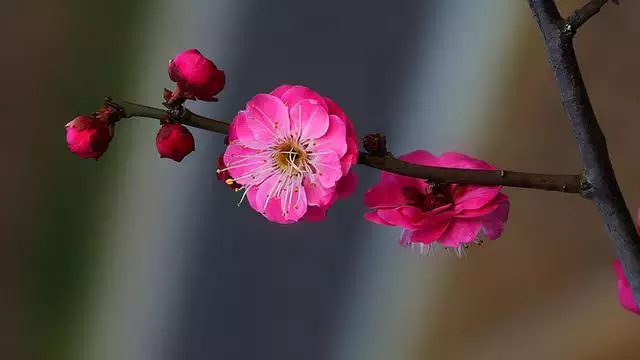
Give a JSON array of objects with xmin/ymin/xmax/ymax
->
[
  {"xmin": 363, "ymin": 150, "xmax": 509, "ymax": 254},
  {"xmin": 220, "ymin": 85, "xmax": 358, "ymax": 224},
  {"xmin": 613, "ymin": 259, "xmax": 640, "ymax": 314}
]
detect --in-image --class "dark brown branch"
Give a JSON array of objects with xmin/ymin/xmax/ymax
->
[
  {"xmin": 566, "ymin": 0, "xmax": 612, "ymax": 32},
  {"xmin": 109, "ymin": 98, "xmax": 581, "ymax": 194},
  {"xmin": 528, "ymin": 0, "xmax": 640, "ymax": 305},
  {"xmin": 358, "ymin": 153, "xmax": 580, "ymax": 191}
]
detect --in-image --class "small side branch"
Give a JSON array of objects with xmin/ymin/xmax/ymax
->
[
  {"xmin": 567, "ymin": 0, "xmax": 612, "ymax": 32},
  {"xmin": 108, "ymin": 98, "xmax": 582, "ymax": 194}
]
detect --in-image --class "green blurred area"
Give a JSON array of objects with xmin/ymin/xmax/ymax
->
[{"xmin": 12, "ymin": 1, "xmax": 150, "ymax": 359}]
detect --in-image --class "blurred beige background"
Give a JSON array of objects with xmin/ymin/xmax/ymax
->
[{"xmin": 416, "ymin": 2, "xmax": 640, "ymax": 359}]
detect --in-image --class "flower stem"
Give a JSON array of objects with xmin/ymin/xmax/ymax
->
[{"xmin": 108, "ymin": 98, "xmax": 582, "ymax": 194}]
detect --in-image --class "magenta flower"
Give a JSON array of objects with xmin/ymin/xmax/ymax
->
[
  {"xmin": 613, "ymin": 260, "xmax": 640, "ymax": 314},
  {"xmin": 364, "ymin": 150, "xmax": 509, "ymax": 253},
  {"xmin": 168, "ymin": 49, "xmax": 225, "ymax": 101},
  {"xmin": 65, "ymin": 115, "xmax": 114, "ymax": 159},
  {"xmin": 220, "ymin": 85, "xmax": 358, "ymax": 223},
  {"xmin": 156, "ymin": 123, "xmax": 195, "ymax": 162}
]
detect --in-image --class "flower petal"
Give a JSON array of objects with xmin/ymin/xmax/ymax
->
[
  {"xmin": 303, "ymin": 179, "xmax": 336, "ymax": 207},
  {"xmin": 312, "ymin": 114, "xmax": 347, "ymax": 157},
  {"xmin": 364, "ymin": 211, "xmax": 393, "ymax": 226},
  {"xmin": 614, "ymin": 260, "xmax": 640, "ymax": 314},
  {"xmin": 289, "ymin": 98, "xmax": 330, "ymax": 140},
  {"xmin": 455, "ymin": 192, "xmax": 503, "ymax": 218},
  {"xmin": 309, "ymin": 150, "xmax": 343, "ymax": 188},
  {"xmin": 324, "ymin": 96, "xmax": 347, "ymax": 119},
  {"xmin": 323, "ymin": 96, "xmax": 358, "ymax": 173},
  {"xmin": 253, "ymin": 174, "xmax": 306, "ymax": 224},
  {"xmin": 378, "ymin": 170, "xmax": 426, "ymax": 193},
  {"xmin": 254, "ymin": 174, "xmax": 280, "ymax": 212},
  {"xmin": 437, "ymin": 152, "xmax": 496, "ymax": 170},
  {"xmin": 303, "ymin": 205, "xmax": 328, "ymax": 222},
  {"xmin": 336, "ymin": 170, "xmax": 357, "ymax": 199},
  {"xmin": 228, "ymin": 111, "xmax": 262, "ymax": 148},
  {"xmin": 341, "ymin": 137, "xmax": 359, "ymax": 174},
  {"xmin": 246, "ymin": 93, "xmax": 290, "ymax": 141},
  {"xmin": 436, "ymin": 219, "xmax": 483, "ymax": 247},
  {"xmin": 399, "ymin": 150, "xmax": 439, "ymax": 166},
  {"xmin": 453, "ymin": 185, "xmax": 501, "ymax": 211},
  {"xmin": 408, "ymin": 220, "xmax": 451, "ymax": 245},
  {"xmin": 376, "ymin": 207, "xmax": 421, "ymax": 230},
  {"xmin": 278, "ymin": 85, "xmax": 328, "ymax": 109},
  {"xmin": 281, "ymin": 182, "xmax": 308, "ymax": 222},
  {"xmin": 363, "ymin": 182, "xmax": 407, "ymax": 208},
  {"xmin": 270, "ymin": 84, "xmax": 294, "ymax": 98},
  {"xmin": 223, "ymin": 145, "xmax": 271, "ymax": 185},
  {"xmin": 481, "ymin": 194, "xmax": 510, "ymax": 240}
]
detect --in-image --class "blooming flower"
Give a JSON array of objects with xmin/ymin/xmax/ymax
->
[
  {"xmin": 363, "ymin": 150, "xmax": 509, "ymax": 254},
  {"xmin": 613, "ymin": 259, "xmax": 640, "ymax": 314},
  {"xmin": 168, "ymin": 49, "xmax": 225, "ymax": 101},
  {"xmin": 156, "ymin": 123, "xmax": 195, "ymax": 162},
  {"xmin": 220, "ymin": 85, "xmax": 358, "ymax": 223},
  {"xmin": 65, "ymin": 115, "xmax": 114, "ymax": 159}
]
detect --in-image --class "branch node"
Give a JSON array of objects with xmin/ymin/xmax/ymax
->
[
  {"xmin": 578, "ymin": 169, "xmax": 595, "ymax": 198},
  {"xmin": 562, "ymin": 22, "xmax": 575, "ymax": 36},
  {"xmin": 102, "ymin": 96, "xmax": 126, "ymax": 121},
  {"xmin": 167, "ymin": 105, "xmax": 188, "ymax": 122}
]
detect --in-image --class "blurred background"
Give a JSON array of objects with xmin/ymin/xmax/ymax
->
[{"xmin": 3, "ymin": 0, "xmax": 640, "ymax": 359}]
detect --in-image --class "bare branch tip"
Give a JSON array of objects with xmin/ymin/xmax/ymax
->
[{"xmin": 567, "ymin": 0, "xmax": 616, "ymax": 32}]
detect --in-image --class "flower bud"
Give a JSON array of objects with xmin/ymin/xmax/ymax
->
[
  {"xmin": 363, "ymin": 133, "xmax": 387, "ymax": 156},
  {"xmin": 156, "ymin": 123, "xmax": 195, "ymax": 162},
  {"xmin": 65, "ymin": 115, "xmax": 114, "ymax": 159},
  {"xmin": 168, "ymin": 49, "xmax": 225, "ymax": 101}
]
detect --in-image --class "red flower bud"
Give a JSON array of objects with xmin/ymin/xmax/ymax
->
[
  {"xmin": 168, "ymin": 49, "xmax": 225, "ymax": 102},
  {"xmin": 65, "ymin": 115, "xmax": 114, "ymax": 159},
  {"xmin": 156, "ymin": 123, "xmax": 195, "ymax": 162}
]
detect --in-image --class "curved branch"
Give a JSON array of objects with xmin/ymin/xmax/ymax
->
[
  {"xmin": 529, "ymin": 0, "xmax": 640, "ymax": 305},
  {"xmin": 108, "ymin": 98, "xmax": 582, "ymax": 194}
]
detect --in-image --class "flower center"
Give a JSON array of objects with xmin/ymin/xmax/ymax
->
[
  {"xmin": 403, "ymin": 184, "xmax": 453, "ymax": 211},
  {"xmin": 274, "ymin": 141, "xmax": 308, "ymax": 175}
]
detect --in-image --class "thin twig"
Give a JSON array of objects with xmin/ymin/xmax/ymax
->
[
  {"xmin": 109, "ymin": 98, "xmax": 582, "ymax": 193},
  {"xmin": 566, "ymin": 0, "xmax": 612, "ymax": 32},
  {"xmin": 528, "ymin": 0, "xmax": 640, "ymax": 305}
]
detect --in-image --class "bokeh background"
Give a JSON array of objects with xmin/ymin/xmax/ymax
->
[{"xmin": 3, "ymin": 0, "xmax": 640, "ymax": 359}]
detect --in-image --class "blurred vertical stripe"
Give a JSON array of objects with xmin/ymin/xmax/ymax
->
[
  {"xmin": 2, "ymin": 1, "xmax": 150, "ymax": 359},
  {"xmin": 332, "ymin": 1, "xmax": 522, "ymax": 360},
  {"xmin": 81, "ymin": 1, "xmax": 244, "ymax": 360}
]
